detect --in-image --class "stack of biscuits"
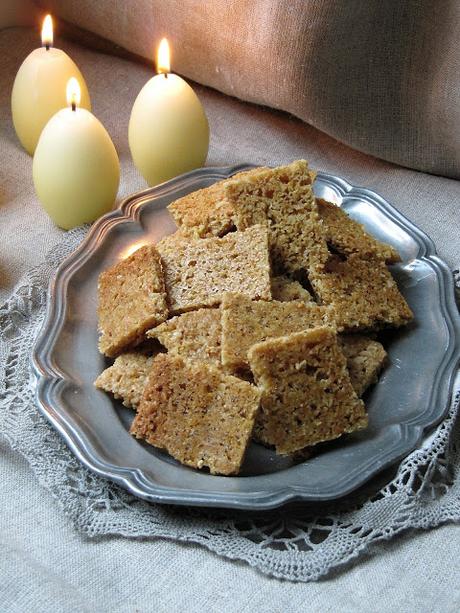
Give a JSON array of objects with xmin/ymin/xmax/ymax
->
[{"xmin": 95, "ymin": 160, "xmax": 413, "ymax": 475}]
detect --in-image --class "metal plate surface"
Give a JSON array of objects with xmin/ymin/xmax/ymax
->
[{"xmin": 32, "ymin": 166, "xmax": 460, "ymax": 510}]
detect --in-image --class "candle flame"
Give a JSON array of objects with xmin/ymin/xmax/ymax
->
[
  {"xmin": 41, "ymin": 14, "xmax": 53, "ymax": 47},
  {"xmin": 157, "ymin": 38, "xmax": 170, "ymax": 74},
  {"xmin": 66, "ymin": 78, "xmax": 81, "ymax": 109}
]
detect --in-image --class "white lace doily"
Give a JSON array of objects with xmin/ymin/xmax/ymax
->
[{"xmin": 0, "ymin": 228, "xmax": 459, "ymax": 582}]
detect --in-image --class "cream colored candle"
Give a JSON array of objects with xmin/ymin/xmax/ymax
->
[
  {"xmin": 11, "ymin": 15, "xmax": 91, "ymax": 155},
  {"xmin": 129, "ymin": 38, "xmax": 209, "ymax": 186},
  {"xmin": 33, "ymin": 78, "xmax": 119, "ymax": 230}
]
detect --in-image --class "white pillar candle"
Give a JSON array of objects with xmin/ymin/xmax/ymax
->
[
  {"xmin": 33, "ymin": 78, "xmax": 119, "ymax": 230},
  {"xmin": 129, "ymin": 38, "xmax": 209, "ymax": 186},
  {"xmin": 11, "ymin": 15, "xmax": 91, "ymax": 155}
]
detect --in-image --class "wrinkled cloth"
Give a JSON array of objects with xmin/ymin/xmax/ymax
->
[
  {"xmin": 1, "ymin": 26, "xmax": 460, "ymax": 610},
  {"xmin": 33, "ymin": 0, "xmax": 460, "ymax": 179}
]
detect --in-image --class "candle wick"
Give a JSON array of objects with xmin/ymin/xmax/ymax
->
[
  {"xmin": 45, "ymin": 43, "xmax": 50, "ymax": 51},
  {"xmin": 71, "ymin": 102, "xmax": 76, "ymax": 112},
  {"xmin": 164, "ymin": 73, "xmax": 168, "ymax": 79}
]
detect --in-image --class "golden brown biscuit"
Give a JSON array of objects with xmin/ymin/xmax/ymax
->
[
  {"xmin": 248, "ymin": 327, "xmax": 368, "ymax": 455},
  {"xmin": 224, "ymin": 160, "xmax": 329, "ymax": 273},
  {"xmin": 130, "ymin": 354, "xmax": 261, "ymax": 475},
  {"xmin": 95, "ymin": 352, "xmax": 154, "ymax": 410},
  {"xmin": 339, "ymin": 335, "xmax": 387, "ymax": 397},
  {"xmin": 147, "ymin": 308, "xmax": 222, "ymax": 367},
  {"xmin": 270, "ymin": 275, "xmax": 314, "ymax": 303},
  {"xmin": 309, "ymin": 254, "xmax": 413, "ymax": 331},
  {"xmin": 167, "ymin": 168, "xmax": 265, "ymax": 238},
  {"xmin": 221, "ymin": 292, "xmax": 334, "ymax": 373},
  {"xmin": 157, "ymin": 225, "xmax": 271, "ymax": 314},
  {"xmin": 317, "ymin": 198, "xmax": 401, "ymax": 263},
  {"xmin": 97, "ymin": 245, "xmax": 168, "ymax": 357}
]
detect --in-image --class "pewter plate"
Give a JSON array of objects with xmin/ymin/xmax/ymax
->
[{"xmin": 31, "ymin": 166, "xmax": 460, "ymax": 510}]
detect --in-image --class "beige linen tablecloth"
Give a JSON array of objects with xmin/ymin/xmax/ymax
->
[{"xmin": 1, "ymin": 28, "xmax": 460, "ymax": 612}]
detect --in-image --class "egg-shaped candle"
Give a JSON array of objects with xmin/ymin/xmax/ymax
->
[
  {"xmin": 11, "ymin": 15, "xmax": 91, "ymax": 155},
  {"xmin": 33, "ymin": 78, "xmax": 119, "ymax": 230},
  {"xmin": 129, "ymin": 38, "xmax": 209, "ymax": 186}
]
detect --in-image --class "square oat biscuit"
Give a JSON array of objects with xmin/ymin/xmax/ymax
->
[
  {"xmin": 147, "ymin": 307, "xmax": 222, "ymax": 367},
  {"xmin": 97, "ymin": 245, "xmax": 168, "ymax": 357},
  {"xmin": 271, "ymin": 275, "xmax": 314, "ymax": 303},
  {"xmin": 317, "ymin": 199, "xmax": 401, "ymax": 264},
  {"xmin": 95, "ymin": 352, "xmax": 154, "ymax": 410},
  {"xmin": 157, "ymin": 224, "xmax": 271, "ymax": 314},
  {"xmin": 167, "ymin": 168, "xmax": 265, "ymax": 238},
  {"xmin": 248, "ymin": 327, "xmax": 368, "ymax": 455},
  {"xmin": 130, "ymin": 354, "xmax": 261, "ymax": 475},
  {"xmin": 223, "ymin": 160, "xmax": 329, "ymax": 273},
  {"xmin": 339, "ymin": 335, "xmax": 387, "ymax": 397},
  {"xmin": 167, "ymin": 180, "xmax": 235, "ymax": 238},
  {"xmin": 221, "ymin": 292, "xmax": 334, "ymax": 373},
  {"xmin": 309, "ymin": 254, "xmax": 413, "ymax": 331}
]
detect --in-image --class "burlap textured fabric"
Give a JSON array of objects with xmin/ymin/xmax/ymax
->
[{"xmin": 33, "ymin": 0, "xmax": 460, "ymax": 179}]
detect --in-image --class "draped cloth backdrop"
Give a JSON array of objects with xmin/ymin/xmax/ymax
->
[{"xmin": 33, "ymin": 0, "xmax": 460, "ymax": 179}]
